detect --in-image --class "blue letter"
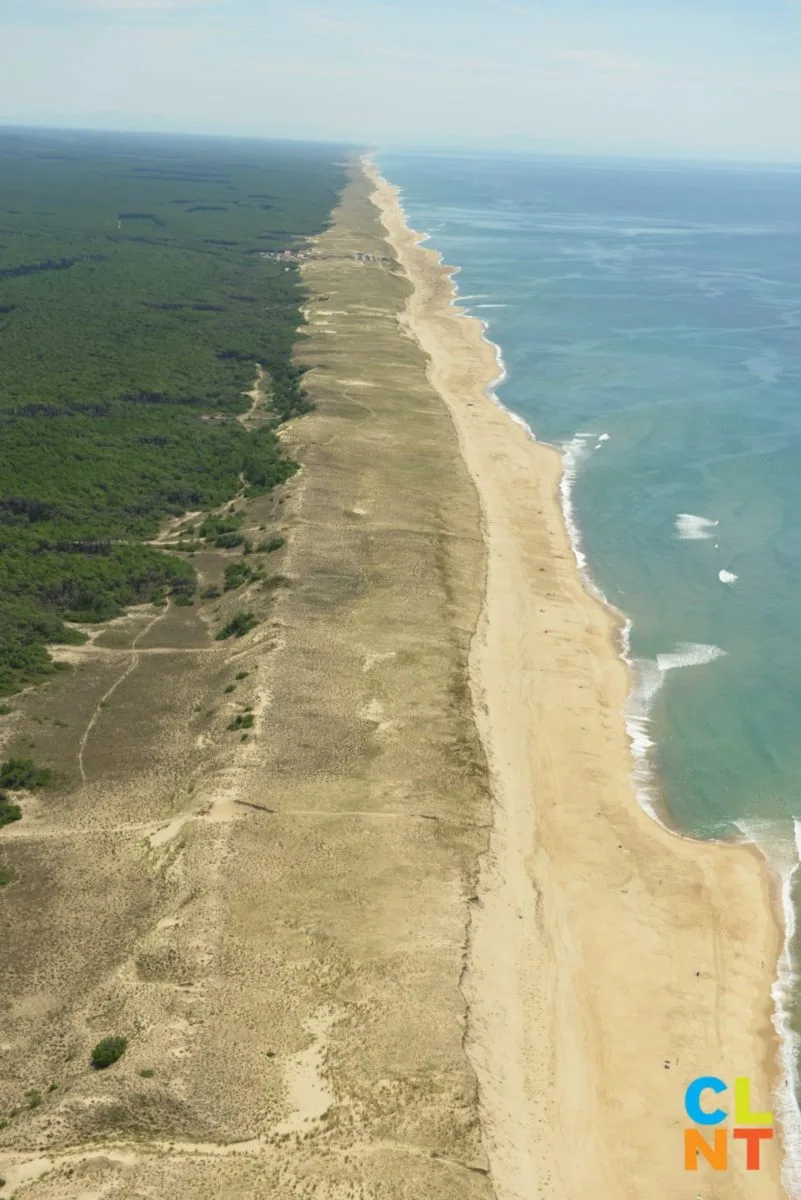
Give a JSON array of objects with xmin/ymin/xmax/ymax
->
[{"xmin": 685, "ymin": 1076, "xmax": 727, "ymax": 1126}]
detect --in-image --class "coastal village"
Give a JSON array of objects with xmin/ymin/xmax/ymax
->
[{"xmin": 262, "ymin": 247, "xmax": 393, "ymax": 266}]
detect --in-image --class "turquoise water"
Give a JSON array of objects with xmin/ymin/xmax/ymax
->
[{"xmin": 379, "ymin": 151, "xmax": 801, "ymax": 843}]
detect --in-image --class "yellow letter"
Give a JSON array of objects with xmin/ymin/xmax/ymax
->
[
  {"xmin": 734, "ymin": 1078, "xmax": 773, "ymax": 1127},
  {"xmin": 685, "ymin": 1128, "xmax": 728, "ymax": 1171}
]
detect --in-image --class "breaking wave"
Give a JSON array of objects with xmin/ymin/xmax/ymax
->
[
  {"xmin": 559, "ymin": 432, "xmax": 609, "ymax": 586},
  {"xmin": 676, "ymin": 512, "xmax": 719, "ymax": 540},
  {"xmin": 623, "ymin": 643, "xmax": 727, "ymax": 824},
  {"xmin": 735, "ymin": 818, "xmax": 801, "ymax": 1200}
]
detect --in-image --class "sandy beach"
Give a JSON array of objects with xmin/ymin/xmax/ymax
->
[{"xmin": 366, "ymin": 159, "xmax": 787, "ymax": 1199}]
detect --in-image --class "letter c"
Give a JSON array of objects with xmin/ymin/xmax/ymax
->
[{"xmin": 685, "ymin": 1076, "xmax": 728, "ymax": 1126}]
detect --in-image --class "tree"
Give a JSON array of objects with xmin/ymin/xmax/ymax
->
[{"xmin": 91, "ymin": 1036, "xmax": 128, "ymax": 1070}]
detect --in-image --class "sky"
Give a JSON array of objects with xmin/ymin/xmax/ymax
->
[{"xmin": 1, "ymin": 0, "xmax": 799, "ymax": 162}]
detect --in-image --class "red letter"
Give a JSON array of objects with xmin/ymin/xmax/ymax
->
[
  {"xmin": 685, "ymin": 1128, "xmax": 727, "ymax": 1170},
  {"xmin": 734, "ymin": 1127, "xmax": 774, "ymax": 1170}
]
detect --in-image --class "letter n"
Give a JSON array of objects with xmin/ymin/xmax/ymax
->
[{"xmin": 685, "ymin": 1128, "xmax": 728, "ymax": 1170}]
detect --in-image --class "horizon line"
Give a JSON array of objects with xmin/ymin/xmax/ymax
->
[{"xmin": 2, "ymin": 120, "xmax": 800, "ymax": 171}]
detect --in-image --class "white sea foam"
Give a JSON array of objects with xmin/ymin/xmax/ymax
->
[
  {"xmin": 734, "ymin": 818, "xmax": 801, "ymax": 1200},
  {"xmin": 621, "ymin": 652, "xmax": 665, "ymax": 824},
  {"xmin": 676, "ymin": 512, "xmax": 719, "ymax": 540},
  {"xmin": 559, "ymin": 433, "xmax": 601, "ymax": 582},
  {"xmin": 447, "ymin": 265, "xmax": 539, "ymax": 444},
  {"xmin": 622, "ymin": 643, "xmax": 727, "ymax": 825},
  {"xmin": 656, "ymin": 642, "xmax": 727, "ymax": 672},
  {"xmin": 719, "ymin": 569, "xmax": 738, "ymax": 584},
  {"xmin": 387, "ymin": 191, "xmax": 533, "ymax": 446}
]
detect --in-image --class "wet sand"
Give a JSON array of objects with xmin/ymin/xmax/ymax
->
[{"xmin": 366, "ymin": 159, "xmax": 787, "ymax": 1200}]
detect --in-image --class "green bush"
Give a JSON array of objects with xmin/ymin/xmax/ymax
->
[
  {"xmin": 227, "ymin": 713, "xmax": 255, "ymax": 732},
  {"xmin": 0, "ymin": 758, "xmax": 52, "ymax": 789},
  {"xmin": 223, "ymin": 561, "xmax": 254, "ymax": 591},
  {"xmin": 199, "ymin": 514, "xmax": 242, "ymax": 540},
  {"xmin": 214, "ymin": 531, "xmax": 245, "ymax": 549},
  {"xmin": 257, "ymin": 536, "xmax": 286, "ymax": 554},
  {"xmin": 91, "ymin": 1036, "xmax": 128, "ymax": 1070},
  {"xmin": 0, "ymin": 794, "xmax": 23, "ymax": 828},
  {"xmin": 215, "ymin": 611, "xmax": 257, "ymax": 640}
]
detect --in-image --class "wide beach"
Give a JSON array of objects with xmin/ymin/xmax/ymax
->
[{"xmin": 366, "ymin": 158, "xmax": 787, "ymax": 1198}]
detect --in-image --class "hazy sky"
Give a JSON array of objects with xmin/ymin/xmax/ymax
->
[{"xmin": 1, "ymin": 0, "xmax": 799, "ymax": 161}]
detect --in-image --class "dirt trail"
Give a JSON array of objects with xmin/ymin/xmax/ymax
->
[
  {"xmin": 77, "ymin": 603, "xmax": 171, "ymax": 783},
  {"xmin": 237, "ymin": 364, "xmax": 267, "ymax": 429}
]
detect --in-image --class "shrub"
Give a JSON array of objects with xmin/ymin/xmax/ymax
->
[
  {"xmin": 199, "ymin": 515, "xmax": 242, "ymax": 540},
  {"xmin": 235, "ymin": 671, "xmax": 249, "ymax": 680},
  {"xmin": 0, "ymin": 704, "xmax": 11, "ymax": 715},
  {"xmin": 0, "ymin": 867, "xmax": 15, "ymax": 886},
  {"xmin": 139, "ymin": 1068, "xmax": 154, "ymax": 1079},
  {"xmin": 200, "ymin": 585, "xmax": 220, "ymax": 600},
  {"xmin": 0, "ymin": 794, "xmax": 23, "ymax": 828},
  {"xmin": 227, "ymin": 713, "xmax": 254, "ymax": 732},
  {"xmin": 224, "ymin": 684, "xmax": 235, "ymax": 694},
  {"xmin": 257, "ymin": 536, "xmax": 285, "ymax": 554},
  {"xmin": 215, "ymin": 611, "xmax": 257, "ymax": 640},
  {"xmin": 223, "ymin": 561, "xmax": 253, "ymax": 591},
  {"xmin": 0, "ymin": 757, "xmax": 51, "ymax": 789},
  {"xmin": 91, "ymin": 1036, "xmax": 128, "ymax": 1070}
]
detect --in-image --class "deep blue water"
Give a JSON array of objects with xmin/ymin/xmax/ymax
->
[{"xmin": 379, "ymin": 151, "xmax": 801, "ymax": 841}]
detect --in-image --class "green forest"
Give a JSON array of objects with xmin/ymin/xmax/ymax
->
[{"xmin": 0, "ymin": 127, "xmax": 346, "ymax": 694}]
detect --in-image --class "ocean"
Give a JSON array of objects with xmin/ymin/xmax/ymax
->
[{"xmin": 378, "ymin": 149, "xmax": 801, "ymax": 1186}]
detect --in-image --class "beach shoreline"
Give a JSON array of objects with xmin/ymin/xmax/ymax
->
[{"xmin": 365, "ymin": 156, "xmax": 787, "ymax": 1198}]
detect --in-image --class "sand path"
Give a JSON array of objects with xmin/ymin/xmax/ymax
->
[{"xmin": 367, "ymin": 160, "xmax": 787, "ymax": 1200}]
